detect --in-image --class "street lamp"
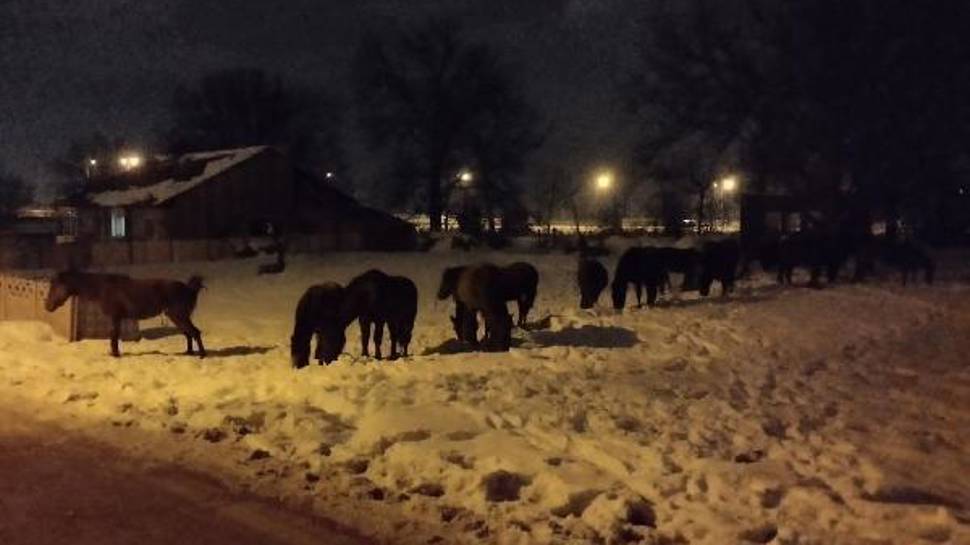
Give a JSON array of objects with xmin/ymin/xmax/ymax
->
[
  {"xmin": 594, "ymin": 171, "xmax": 614, "ymax": 193},
  {"xmin": 458, "ymin": 169, "xmax": 474, "ymax": 186},
  {"xmin": 718, "ymin": 175, "xmax": 738, "ymax": 193}
]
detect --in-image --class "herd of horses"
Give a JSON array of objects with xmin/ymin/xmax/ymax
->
[{"xmin": 42, "ymin": 232, "xmax": 936, "ymax": 363}]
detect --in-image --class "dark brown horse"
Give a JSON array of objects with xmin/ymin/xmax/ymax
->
[
  {"xmin": 611, "ymin": 247, "xmax": 666, "ymax": 309},
  {"xmin": 45, "ymin": 270, "xmax": 205, "ymax": 358},
  {"xmin": 438, "ymin": 262, "xmax": 538, "ymax": 329},
  {"xmin": 578, "ymin": 258, "xmax": 609, "ymax": 309},
  {"xmin": 291, "ymin": 283, "xmax": 351, "ymax": 368},
  {"xmin": 344, "ymin": 270, "xmax": 419, "ymax": 360},
  {"xmin": 437, "ymin": 264, "xmax": 514, "ymax": 351}
]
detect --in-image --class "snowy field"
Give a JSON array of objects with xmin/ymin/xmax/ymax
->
[{"xmin": 1, "ymin": 249, "xmax": 969, "ymax": 545}]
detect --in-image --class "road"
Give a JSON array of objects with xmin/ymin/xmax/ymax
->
[{"xmin": 0, "ymin": 409, "xmax": 373, "ymax": 545}]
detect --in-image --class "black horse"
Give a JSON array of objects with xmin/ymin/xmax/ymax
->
[
  {"xmin": 775, "ymin": 232, "xmax": 850, "ymax": 287},
  {"xmin": 344, "ymin": 270, "xmax": 419, "ymax": 359},
  {"xmin": 578, "ymin": 258, "xmax": 609, "ymax": 309},
  {"xmin": 45, "ymin": 270, "xmax": 205, "ymax": 358},
  {"xmin": 611, "ymin": 247, "xmax": 666, "ymax": 309},
  {"xmin": 883, "ymin": 240, "xmax": 936, "ymax": 285},
  {"xmin": 656, "ymin": 247, "xmax": 701, "ymax": 292},
  {"xmin": 698, "ymin": 239, "xmax": 741, "ymax": 297},
  {"xmin": 291, "ymin": 283, "xmax": 351, "ymax": 368}
]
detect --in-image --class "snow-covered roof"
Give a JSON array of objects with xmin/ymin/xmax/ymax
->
[{"xmin": 87, "ymin": 146, "xmax": 268, "ymax": 207}]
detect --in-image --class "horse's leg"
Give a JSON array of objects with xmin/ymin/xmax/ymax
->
[
  {"xmin": 167, "ymin": 311, "xmax": 205, "ymax": 358},
  {"xmin": 314, "ymin": 329, "xmax": 323, "ymax": 362},
  {"xmin": 388, "ymin": 322, "xmax": 400, "ymax": 360},
  {"xmin": 516, "ymin": 299, "xmax": 527, "ymax": 327},
  {"xmin": 110, "ymin": 316, "xmax": 122, "ymax": 358},
  {"xmin": 635, "ymin": 282, "xmax": 643, "ymax": 308},
  {"xmin": 188, "ymin": 317, "xmax": 205, "ymax": 358},
  {"xmin": 359, "ymin": 319, "xmax": 371, "ymax": 358},
  {"xmin": 463, "ymin": 310, "xmax": 480, "ymax": 348},
  {"xmin": 373, "ymin": 320, "xmax": 385, "ymax": 360}
]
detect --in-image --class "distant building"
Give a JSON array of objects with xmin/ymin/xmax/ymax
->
[{"xmin": 1, "ymin": 145, "xmax": 415, "ymax": 269}]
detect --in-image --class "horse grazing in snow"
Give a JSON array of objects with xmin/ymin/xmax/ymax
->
[
  {"xmin": 290, "ymin": 271, "xmax": 419, "ymax": 368},
  {"xmin": 698, "ymin": 239, "xmax": 741, "ymax": 297},
  {"xmin": 437, "ymin": 264, "xmax": 516, "ymax": 352},
  {"xmin": 45, "ymin": 270, "xmax": 206, "ymax": 358},
  {"xmin": 577, "ymin": 258, "xmax": 609, "ymax": 309},
  {"xmin": 344, "ymin": 269, "xmax": 419, "ymax": 360},
  {"xmin": 290, "ymin": 283, "xmax": 350, "ymax": 368},
  {"xmin": 611, "ymin": 247, "xmax": 666, "ymax": 309}
]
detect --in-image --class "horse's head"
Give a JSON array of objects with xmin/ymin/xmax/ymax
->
[
  {"xmin": 45, "ymin": 271, "xmax": 77, "ymax": 312},
  {"xmin": 437, "ymin": 266, "xmax": 465, "ymax": 300},
  {"xmin": 314, "ymin": 325, "xmax": 346, "ymax": 364}
]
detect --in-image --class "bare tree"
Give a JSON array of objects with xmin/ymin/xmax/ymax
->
[
  {"xmin": 354, "ymin": 18, "xmax": 543, "ymax": 232},
  {"xmin": 167, "ymin": 68, "xmax": 343, "ymax": 172},
  {"xmin": 527, "ymin": 165, "xmax": 578, "ymax": 235},
  {"xmin": 630, "ymin": 0, "xmax": 970, "ymax": 239}
]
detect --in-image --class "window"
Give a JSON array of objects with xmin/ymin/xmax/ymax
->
[
  {"xmin": 61, "ymin": 210, "xmax": 78, "ymax": 237},
  {"xmin": 110, "ymin": 208, "xmax": 127, "ymax": 238}
]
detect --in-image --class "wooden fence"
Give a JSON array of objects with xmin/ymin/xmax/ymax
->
[{"xmin": 0, "ymin": 275, "xmax": 138, "ymax": 341}]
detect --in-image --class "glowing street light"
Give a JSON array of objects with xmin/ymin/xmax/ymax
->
[
  {"xmin": 88, "ymin": 158, "xmax": 98, "ymax": 166},
  {"xmin": 717, "ymin": 175, "xmax": 739, "ymax": 193},
  {"xmin": 118, "ymin": 154, "xmax": 143, "ymax": 171},
  {"xmin": 325, "ymin": 171, "xmax": 335, "ymax": 180},
  {"xmin": 458, "ymin": 169, "xmax": 474, "ymax": 184},
  {"xmin": 595, "ymin": 171, "xmax": 614, "ymax": 193}
]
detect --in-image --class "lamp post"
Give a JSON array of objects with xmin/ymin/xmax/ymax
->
[
  {"xmin": 593, "ymin": 170, "xmax": 620, "ymax": 231},
  {"xmin": 712, "ymin": 175, "xmax": 739, "ymax": 231}
]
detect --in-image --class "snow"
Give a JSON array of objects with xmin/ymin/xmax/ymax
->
[
  {"xmin": 1, "ymin": 250, "xmax": 969, "ymax": 545},
  {"xmin": 88, "ymin": 146, "xmax": 268, "ymax": 207}
]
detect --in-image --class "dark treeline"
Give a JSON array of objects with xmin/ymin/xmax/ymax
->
[
  {"xmin": 37, "ymin": 3, "xmax": 970, "ymax": 243},
  {"xmin": 354, "ymin": 18, "xmax": 545, "ymax": 234},
  {"xmin": 629, "ymin": 0, "xmax": 970, "ymax": 241}
]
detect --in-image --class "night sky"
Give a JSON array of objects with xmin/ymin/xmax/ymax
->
[{"xmin": 0, "ymin": 0, "xmax": 640, "ymax": 200}]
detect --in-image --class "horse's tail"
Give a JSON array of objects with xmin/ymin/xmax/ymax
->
[{"xmin": 185, "ymin": 276, "xmax": 205, "ymax": 310}]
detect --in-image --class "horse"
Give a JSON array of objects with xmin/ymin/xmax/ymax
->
[
  {"xmin": 501, "ymin": 262, "xmax": 539, "ymax": 326},
  {"xmin": 344, "ymin": 270, "xmax": 418, "ymax": 360},
  {"xmin": 291, "ymin": 283, "xmax": 351, "ymax": 368},
  {"xmin": 698, "ymin": 239, "xmax": 741, "ymax": 297},
  {"xmin": 437, "ymin": 264, "xmax": 514, "ymax": 351},
  {"xmin": 44, "ymin": 270, "xmax": 205, "ymax": 358},
  {"xmin": 883, "ymin": 240, "xmax": 935, "ymax": 285},
  {"xmin": 611, "ymin": 247, "xmax": 666, "ymax": 309},
  {"xmin": 655, "ymin": 247, "xmax": 701, "ymax": 292},
  {"xmin": 577, "ymin": 258, "xmax": 609, "ymax": 309},
  {"xmin": 438, "ymin": 261, "xmax": 538, "ymax": 334},
  {"xmin": 775, "ymin": 232, "xmax": 850, "ymax": 288}
]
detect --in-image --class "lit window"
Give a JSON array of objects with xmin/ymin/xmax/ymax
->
[
  {"xmin": 62, "ymin": 211, "xmax": 78, "ymax": 237},
  {"xmin": 118, "ymin": 154, "xmax": 143, "ymax": 171},
  {"xmin": 110, "ymin": 209, "xmax": 126, "ymax": 238}
]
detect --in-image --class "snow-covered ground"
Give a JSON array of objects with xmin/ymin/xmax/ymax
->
[{"xmin": 1, "ymin": 250, "xmax": 969, "ymax": 545}]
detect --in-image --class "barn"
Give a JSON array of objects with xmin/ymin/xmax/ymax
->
[{"xmin": 1, "ymin": 146, "xmax": 416, "ymax": 269}]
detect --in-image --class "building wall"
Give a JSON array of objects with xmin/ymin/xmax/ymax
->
[{"xmin": 165, "ymin": 149, "xmax": 293, "ymax": 239}]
